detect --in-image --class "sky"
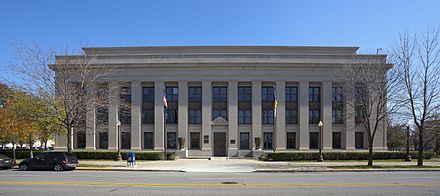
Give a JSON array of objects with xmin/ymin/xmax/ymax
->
[{"xmin": 0, "ymin": 0, "xmax": 439, "ymax": 81}]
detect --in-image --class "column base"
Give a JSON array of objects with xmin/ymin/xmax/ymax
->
[
  {"xmin": 176, "ymin": 149, "xmax": 188, "ymax": 159},
  {"xmin": 130, "ymin": 147, "xmax": 142, "ymax": 151},
  {"xmin": 154, "ymin": 147, "xmax": 164, "ymax": 151},
  {"xmin": 275, "ymin": 148, "xmax": 286, "ymax": 152},
  {"xmin": 108, "ymin": 147, "xmax": 118, "ymax": 150},
  {"xmin": 345, "ymin": 147, "xmax": 356, "ymax": 150},
  {"xmin": 85, "ymin": 147, "xmax": 96, "ymax": 150},
  {"xmin": 323, "ymin": 147, "xmax": 332, "ymax": 150},
  {"xmin": 299, "ymin": 147, "xmax": 310, "ymax": 150}
]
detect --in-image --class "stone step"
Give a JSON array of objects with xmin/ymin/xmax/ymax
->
[{"xmin": 209, "ymin": 157, "xmax": 228, "ymax": 161}]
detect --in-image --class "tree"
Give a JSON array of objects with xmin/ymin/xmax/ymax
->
[
  {"xmin": 337, "ymin": 55, "xmax": 401, "ymax": 167},
  {"xmin": 10, "ymin": 43, "xmax": 115, "ymax": 153},
  {"xmin": 387, "ymin": 123, "xmax": 406, "ymax": 151},
  {"xmin": 392, "ymin": 26, "xmax": 440, "ymax": 166}
]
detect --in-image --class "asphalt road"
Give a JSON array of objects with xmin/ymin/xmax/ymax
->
[{"xmin": 0, "ymin": 170, "xmax": 439, "ymax": 196}]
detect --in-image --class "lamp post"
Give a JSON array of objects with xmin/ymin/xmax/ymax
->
[
  {"xmin": 318, "ymin": 120, "xmax": 324, "ymax": 162},
  {"xmin": 405, "ymin": 125, "xmax": 412, "ymax": 162},
  {"xmin": 116, "ymin": 121, "xmax": 122, "ymax": 161}
]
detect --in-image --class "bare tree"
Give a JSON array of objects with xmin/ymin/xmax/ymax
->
[
  {"xmin": 337, "ymin": 55, "xmax": 401, "ymax": 167},
  {"xmin": 392, "ymin": 26, "xmax": 440, "ymax": 166},
  {"xmin": 10, "ymin": 43, "xmax": 116, "ymax": 153}
]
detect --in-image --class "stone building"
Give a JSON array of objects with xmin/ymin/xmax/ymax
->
[{"xmin": 53, "ymin": 46, "xmax": 389, "ymax": 158}]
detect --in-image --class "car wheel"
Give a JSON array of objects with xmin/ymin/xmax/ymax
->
[
  {"xmin": 53, "ymin": 164, "xmax": 64, "ymax": 171},
  {"xmin": 19, "ymin": 163, "xmax": 29, "ymax": 171}
]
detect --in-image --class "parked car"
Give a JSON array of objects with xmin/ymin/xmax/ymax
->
[
  {"xmin": 19, "ymin": 152, "xmax": 79, "ymax": 171},
  {"xmin": 0, "ymin": 154, "xmax": 13, "ymax": 169}
]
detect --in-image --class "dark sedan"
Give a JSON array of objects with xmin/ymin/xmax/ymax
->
[
  {"xmin": 0, "ymin": 154, "xmax": 13, "ymax": 169},
  {"xmin": 19, "ymin": 152, "xmax": 79, "ymax": 171}
]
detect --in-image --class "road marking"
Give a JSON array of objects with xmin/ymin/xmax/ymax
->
[{"xmin": 0, "ymin": 181, "xmax": 439, "ymax": 187}]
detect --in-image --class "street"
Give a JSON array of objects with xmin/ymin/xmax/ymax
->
[{"xmin": 0, "ymin": 170, "xmax": 439, "ymax": 195}]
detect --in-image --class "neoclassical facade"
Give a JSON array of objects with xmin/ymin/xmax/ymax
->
[{"xmin": 53, "ymin": 46, "xmax": 388, "ymax": 158}]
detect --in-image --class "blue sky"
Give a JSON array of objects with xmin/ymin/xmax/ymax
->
[{"xmin": 0, "ymin": 0, "xmax": 439, "ymax": 80}]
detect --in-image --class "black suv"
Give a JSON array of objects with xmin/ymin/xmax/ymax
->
[{"xmin": 19, "ymin": 152, "xmax": 79, "ymax": 171}]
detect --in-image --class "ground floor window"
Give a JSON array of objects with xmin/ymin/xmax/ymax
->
[
  {"xmin": 332, "ymin": 132, "xmax": 342, "ymax": 149},
  {"xmin": 121, "ymin": 132, "xmax": 131, "ymax": 149},
  {"xmin": 263, "ymin": 132, "xmax": 273, "ymax": 150},
  {"xmin": 239, "ymin": 132, "xmax": 250, "ymax": 150},
  {"xmin": 355, "ymin": 132, "xmax": 364, "ymax": 149},
  {"xmin": 76, "ymin": 132, "xmax": 86, "ymax": 149},
  {"xmin": 98, "ymin": 132, "xmax": 108, "ymax": 149},
  {"xmin": 310, "ymin": 132, "xmax": 319, "ymax": 149},
  {"xmin": 190, "ymin": 132, "xmax": 201, "ymax": 150},
  {"xmin": 167, "ymin": 132, "xmax": 177, "ymax": 149},
  {"xmin": 143, "ymin": 132, "xmax": 154, "ymax": 149},
  {"xmin": 287, "ymin": 132, "xmax": 296, "ymax": 149}
]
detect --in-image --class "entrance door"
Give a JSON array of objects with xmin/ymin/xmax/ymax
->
[{"xmin": 213, "ymin": 132, "xmax": 226, "ymax": 156}]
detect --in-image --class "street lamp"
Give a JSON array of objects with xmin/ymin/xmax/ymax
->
[
  {"xmin": 116, "ymin": 121, "xmax": 122, "ymax": 161},
  {"xmin": 405, "ymin": 125, "xmax": 412, "ymax": 162},
  {"xmin": 318, "ymin": 120, "xmax": 324, "ymax": 162}
]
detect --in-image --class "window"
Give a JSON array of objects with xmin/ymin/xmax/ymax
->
[
  {"xmin": 309, "ymin": 87, "xmax": 320, "ymax": 124},
  {"xmin": 263, "ymin": 132, "xmax": 273, "ymax": 150},
  {"xmin": 189, "ymin": 87, "xmax": 202, "ymax": 124},
  {"xmin": 98, "ymin": 132, "xmax": 108, "ymax": 149},
  {"xmin": 190, "ymin": 132, "xmax": 201, "ymax": 150},
  {"xmin": 309, "ymin": 132, "xmax": 319, "ymax": 149},
  {"xmin": 96, "ymin": 83, "xmax": 109, "ymax": 124},
  {"xmin": 262, "ymin": 86, "xmax": 275, "ymax": 124},
  {"xmin": 287, "ymin": 132, "xmax": 296, "ymax": 149},
  {"xmin": 239, "ymin": 132, "xmax": 250, "ymax": 150},
  {"xmin": 143, "ymin": 132, "xmax": 154, "ymax": 149},
  {"xmin": 355, "ymin": 132, "xmax": 364, "ymax": 149},
  {"xmin": 119, "ymin": 84, "xmax": 132, "ymax": 124},
  {"xmin": 76, "ymin": 132, "xmax": 86, "ymax": 149},
  {"xmin": 355, "ymin": 86, "xmax": 367, "ymax": 124},
  {"xmin": 142, "ymin": 87, "xmax": 155, "ymax": 124},
  {"xmin": 332, "ymin": 132, "xmax": 342, "ymax": 149},
  {"xmin": 285, "ymin": 87, "xmax": 298, "ymax": 124},
  {"xmin": 167, "ymin": 132, "xmax": 177, "ymax": 149},
  {"xmin": 121, "ymin": 132, "xmax": 131, "ymax": 149},
  {"xmin": 238, "ymin": 87, "xmax": 252, "ymax": 124},
  {"xmin": 332, "ymin": 86, "xmax": 344, "ymax": 124},
  {"xmin": 203, "ymin": 135, "xmax": 209, "ymax": 144},
  {"xmin": 212, "ymin": 86, "xmax": 227, "ymax": 120},
  {"xmin": 166, "ymin": 87, "xmax": 178, "ymax": 124}
]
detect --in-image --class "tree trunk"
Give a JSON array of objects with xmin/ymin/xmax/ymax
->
[
  {"xmin": 418, "ymin": 128, "xmax": 424, "ymax": 166},
  {"xmin": 29, "ymin": 134, "xmax": 33, "ymax": 158},
  {"xmin": 44, "ymin": 140, "xmax": 48, "ymax": 151},
  {"xmin": 435, "ymin": 131, "xmax": 439, "ymax": 156},
  {"xmin": 368, "ymin": 144, "xmax": 374, "ymax": 167},
  {"xmin": 67, "ymin": 126, "xmax": 72, "ymax": 153},
  {"xmin": 12, "ymin": 143, "xmax": 16, "ymax": 165}
]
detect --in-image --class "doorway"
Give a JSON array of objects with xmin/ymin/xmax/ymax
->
[{"xmin": 213, "ymin": 132, "xmax": 226, "ymax": 156}]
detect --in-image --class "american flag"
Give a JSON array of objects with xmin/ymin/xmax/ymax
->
[{"xmin": 162, "ymin": 93, "xmax": 168, "ymax": 108}]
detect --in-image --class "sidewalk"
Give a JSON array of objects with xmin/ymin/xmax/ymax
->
[{"xmin": 76, "ymin": 159, "xmax": 440, "ymax": 173}]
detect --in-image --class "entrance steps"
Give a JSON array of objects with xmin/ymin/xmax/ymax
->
[{"xmin": 209, "ymin": 157, "xmax": 228, "ymax": 161}]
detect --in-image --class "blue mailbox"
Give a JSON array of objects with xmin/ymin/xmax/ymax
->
[{"xmin": 127, "ymin": 152, "xmax": 136, "ymax": 166}]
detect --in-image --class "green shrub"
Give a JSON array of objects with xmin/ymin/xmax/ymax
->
[
  {"xmin": 260, "ymin": 151, "xmax": 436, "ymax": 161},
  {"xmin": 0, "ymin": 150, "xmax": 173, "ymax": 160},
  {"xmin": 0, "ymin": 150, "xmax": 45, "ymax": 159}
]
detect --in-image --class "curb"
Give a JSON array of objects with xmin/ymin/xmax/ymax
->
[
  {"xmin": 76, "ymin": 167, "xmax": 185, "ymax": 172},
  {"xmin": 255, "ymin": 169, "xmax": 440, "ymax": 173}
]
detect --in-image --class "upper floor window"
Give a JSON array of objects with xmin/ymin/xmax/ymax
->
[
  {"xmin": 309, "ymin": 87, "xmax": 320, "ymax": 124},
  {"xmin": 212, "ymin": 86, "xmax": 227, "ymax": 120},
  {"xmin": 142, "ymin": 87, "xmax": 154, "ymax": 124},
  {"xmin": 189, "ymin": 86, "xmax": 202, "ymax": 124},
  {"xmin": 262, "ymin": 86, "xmax": 275, "ymax": 124},
  {"xmin": 332, "ymin": 86, "xmax": 344, "ymax": 124},
  {"xmin": 285, "ymin": 86, "xmax": 298, "ymax": 124},
  {"xmin": 238, "ymin": 86, "xmax": 252, "ymax": 124},
  {"xmin": 165, "ymin": 86, "xmax": 178, "ymax": 124}
]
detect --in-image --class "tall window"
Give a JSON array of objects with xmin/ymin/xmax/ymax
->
[
  {"xmin": 212, "ymin": 86, "xmax": 228, "ymax": 120},
  {"xmin": 142, "ymin": 87, "xmax": 155, "ymax": 124},
  {"xmin": 165, "ymin": 87, "xmax": 178, "ymax": 124},
  {"xmin": 309, "ymin": 87, "xmax": 320, "ymax": 124},
  {"xmin": 121, "ymin": 132, "xmax": 131, "ymax": 149},
  {"xmin": 310, "ymin": 132, "xmax": 319, "ymax": 149},
  {"xmin": 239, "ymin": 132, "xmax": 250, "ymax": 150},
  {"xmin": 286, "ymin": 132, "xmax": 296, "ymax": 149},
  {"xmin": 263, "ymin": 132, "xmax": 273, "ymax": 149},
  {"xmin": 238, "ymin": 87, "xmax": 252, "ymax": 124},
  {"xmin": 76, "ymin": 132, "xmax": 86, "ymax": 149},
  {"xmin": 167, "ymin": 132, "xmax": 177, "ymax": 149},
  {"xmin": 285, "ymin": 87, "xmax": 298, "ymax": 124},
  {"xmin": 96, "ymin": 83, "xmax": 109, "ymax": 125},
  {"xmin": 332, "ymin": 86, "xmax": 344, "ymax": 124},
  {"xmin": 119, "ymin": 84, "xmax": 132, "ymax": 124},
  {"xmin": 355, "ymin": 86, "xmax": 367, "ymax": 124},
  {"xmin": 190, "ymin": 132, "xmax": 201, "ymax": 149},
  {"xmin": 332, "ymin": 132, "xmax": 342, "ymax": 149},
  {"xmin": 143, "ymin": 132, "xmax": 154, "ymax": 149},
  {"xmin": 188, "ymin": 87, "xmax": 202, "ymax": 124},
  {"xmin": 98, "ymin": 132, "xmax": 108, "ymax": 149},
  {"xmin": 262, "ymin": 86, "xmax": 274, "ymax": 124}
]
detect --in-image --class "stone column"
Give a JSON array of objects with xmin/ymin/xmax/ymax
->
[
  {"xmin": 201, "ymin": 81, "xmax": 212, "ymax": 150},
  {"xmin": 85, "ymin": 85, "xmax": 96, "ymax": 150},
  {"xmin": 299, "ymin": 81, "xmax": 309, "ymax": 150},
  {"xmin": 275, "ymin": 81, "xmax": 286, "ymax": 151},
  {"xmin": 54, "ymin": 133, "xmax": 68, "ymax": 150},
  {"xmin": 178, "ymin": 81, "xmax": 188, "ymax": 149},
  {"xmin": 154, "ymin": 81, "xmax": 165, "ymax": 151},
  {"xmin": 108, "ymin": 81, "xmax": 120, "ymax": 150},
  {"xmin": 322, "ymin": 81, "xmax": 333, "ymax": 150},
  {"xmin": 131, "ymin": 81, "xmax": 142, "ymax": 150},
  {"xmin": 228, "ymin": 80, "xmax": 238, "ymax": 154},
  {"xmin": 344, "ymin": 83, "xmax": 356, "ymax": 150},
  {"xmin": 252, "ymin": 81, "xmax": 262, "ymax": 149}
]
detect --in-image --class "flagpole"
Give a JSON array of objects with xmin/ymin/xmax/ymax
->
[
  {"xmin": 163, "ymin": 87, "xmax": 167, "ymax": 161},
  {"xmin": 273, "ymin": 86, "xmax": 277, "ymax": 153}
]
